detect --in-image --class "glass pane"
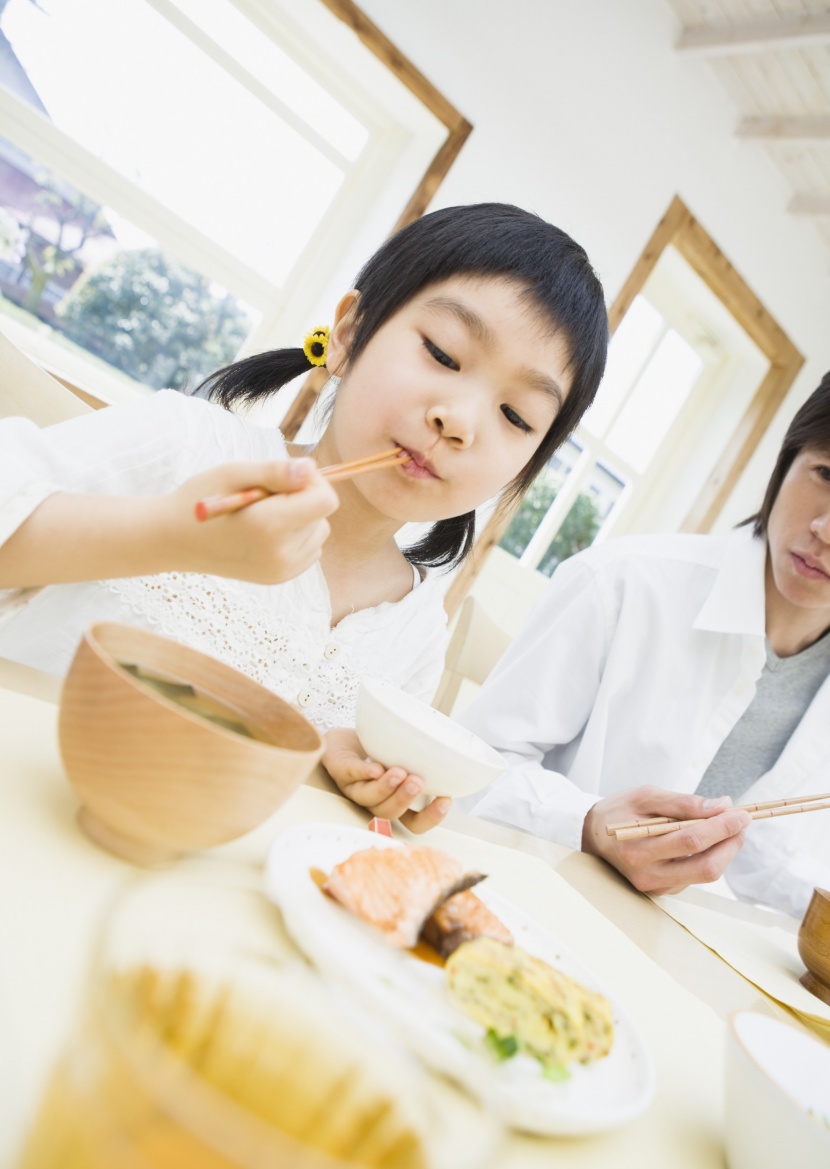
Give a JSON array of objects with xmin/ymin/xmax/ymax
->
[
  {"xmin": 499, "ymin": 437, "xmax": 582, "ymax": 560},
  {"xmin": 0, "ymin": 143, "xmax": 257, "ymax": 390},
  {"xmin": 0, "ymin": 0, "xmax": 345, "ymax": 284},
  {"xmin": 170, "ymin": 0, "xmax": 370, "ymax": 160},
  {"xmin": 581, "ymin": 295, "xmax": 664, "ymax": 438},
  {"xmin": 537, "ymin": 461, "xmax": 627, "ymax": 577},
  {"xmin": 605, "ymin": 328, "xmax": 704, "ymax": 474}
]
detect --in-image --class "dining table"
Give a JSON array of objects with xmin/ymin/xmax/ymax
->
[{"xmin": 0, "ymin": 654, "xmax": 808, "ymax": 1169}]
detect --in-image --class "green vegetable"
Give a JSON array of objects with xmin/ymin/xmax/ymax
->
[
  {"xmin": 541, "ymin": 1061, "xmax": 570, "ymax": 1082},
  {"xmin": 485, "ymin": 1029, "xmax": 519, "ymax": 1061}
]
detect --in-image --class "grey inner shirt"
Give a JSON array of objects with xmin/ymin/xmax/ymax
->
[{"xmin": 695, "ymin": 631, "xmax": 830, "ymax": 802}]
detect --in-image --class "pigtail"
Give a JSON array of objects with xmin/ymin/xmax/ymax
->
[
  {"xmin": 404, "ymin": 512, "xmax": 476, "ymax": 571},
  {"xmin": 195, "ymin": 348, "xmax": 312, "ymax": 410}
]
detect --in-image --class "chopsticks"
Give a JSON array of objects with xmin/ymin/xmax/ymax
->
[
  {"xmin": 608, "ymin": 792, "xmax": 830, "ymax": 841},
  {"xmin": 194, "ymin": 447, "xmax": 410, "ymax": 522}
]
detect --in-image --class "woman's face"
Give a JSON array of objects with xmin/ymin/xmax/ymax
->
[
  {"xmin": 766, "ymin": 445, "xmax": 830, "ymax": 623},
  {"xmin": 322, "ymin": 276, "xmax": 575, "ymax": 524}
]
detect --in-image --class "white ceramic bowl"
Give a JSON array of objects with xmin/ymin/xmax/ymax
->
[
  {"xmin": 725, "ymin": 1011, "xmax": 830, "ymax": 1169},
  {"xmin": 355, "ymin": 677, "xmax": 506, "ymax": 806}
]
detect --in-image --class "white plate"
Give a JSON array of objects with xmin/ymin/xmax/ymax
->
[{"xmin": 265, "ymin": 824, "xmax": 655, "ymax": 1136}]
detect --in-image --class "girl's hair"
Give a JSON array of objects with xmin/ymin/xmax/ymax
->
[
  {"xmin": 751, "ymin": 369, "xmax": 830, "ymax": 537},
  {"xmin": 199, "ymin": 202, "xmax": 608, "ymax": 569}
]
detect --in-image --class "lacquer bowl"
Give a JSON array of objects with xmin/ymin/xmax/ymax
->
[
  {"xmin": 724, "ymin": 1011, "xmax": 830, "ymax": 1169},
  {"xmin": 355, "ymin": 676, "xmax": 506, "ymax": 809},
  {"xmin": 798, "ymin": 887, "xmax": 830, "ymax": 1006},
  {"xmin": 59, "ymin": 622, "xmax": 324, "ymax": 865}
]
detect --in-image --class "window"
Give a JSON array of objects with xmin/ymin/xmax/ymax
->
[
  {"xmin": 0, "ymin": 0, "xmax": 452, "ymax": 397},
  {"xmin": 445, "ymin": 197, "xmax": 801, "ymax": 619},
  {"xmin": 500, "ymin": 287, "xmax": 711, "ymax": 575}
]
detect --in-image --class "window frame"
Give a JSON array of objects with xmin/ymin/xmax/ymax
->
[
  {"xmin": 0, "ymin": 0, "xmax": 471, "ymax": 401},
  {"xmin": 445, "ymin": 195, "xmax": 803, "ymax": 616}
]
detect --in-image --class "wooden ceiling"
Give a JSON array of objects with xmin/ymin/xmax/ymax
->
[{"xmin": 665, "ymin": 1, "xmax": 830, "ymax": 262}]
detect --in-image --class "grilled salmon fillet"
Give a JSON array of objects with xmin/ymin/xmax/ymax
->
[
  {"xmin": 324, "ymin": 846, "xmax": 484, "ymax": 949},
  {"xmin": 420, "ymin": 889, "xmax": 513, "ymax": 958}
]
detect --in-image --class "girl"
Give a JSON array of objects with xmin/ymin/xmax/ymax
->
[{"xmin": 0, "ymin": 203, "xmax": 608, "ymax": 830}]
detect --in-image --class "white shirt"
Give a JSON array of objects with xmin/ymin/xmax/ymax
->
[
  {"xmin": 0, "ymin": 392, "xmax": 448, "ymax": 731},
  {"xmin": 459, "ymin": 527, "xmax": 830, "ymax": 917}
]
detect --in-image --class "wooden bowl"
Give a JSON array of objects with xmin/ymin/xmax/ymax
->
[
  {"xmin": 798, "ymin": 887, "xmax": 830, "ymax": 1006},
  {"xmin": 59, "ymin": 622, "xmax": 324, "ymax": 865}
]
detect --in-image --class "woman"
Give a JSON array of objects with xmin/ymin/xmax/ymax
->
[{"xmin": 460, "ymin": 372, "xmax": 830, "ymax": 916}]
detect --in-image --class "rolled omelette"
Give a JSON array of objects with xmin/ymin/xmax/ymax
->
[{"xmin": 445, "ymin": 937, "xmax": 614, "ymax": 1067}]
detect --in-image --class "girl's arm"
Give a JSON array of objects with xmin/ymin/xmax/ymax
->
[
  {"xmin": 0, "ymin": 395, "xmax": 338, "ymax": 589},
  {"xmin": 0, "ymin": 458, "xmax": 338, "ymax": 589}
]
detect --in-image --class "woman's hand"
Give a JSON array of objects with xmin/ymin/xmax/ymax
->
[
  {"xmin": 581, "ymin": 785, "xmax": 751, "ymax": 896},
  {"xmin": 168, "ymin": 457, "xmax": 339, "ymax": 583},
  {"xmin": 322, "ymin": 727, "xmax": 451, "ymax": 833}
]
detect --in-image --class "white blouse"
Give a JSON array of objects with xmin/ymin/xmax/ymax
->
[{"xmin": 0, "ymin": 391, "xmax": 448, "ymax": 731}]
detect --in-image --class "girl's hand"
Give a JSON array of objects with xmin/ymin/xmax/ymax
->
[
  {"xmin": 0, "ymin": 457, "xmax": 338, "ymax": 591},
  {"xmin": 169, "ymin": 457, "xmax": 339, "ymax": 584},
  {"xmin": 323, "ymin": 727, "xmax": 451, "ymax": 833}
]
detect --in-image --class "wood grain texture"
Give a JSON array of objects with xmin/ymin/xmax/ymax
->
[
  {"xmin": 610, "ymin": 196, "xmax": 803, "ymax": 534},
  {"xmin": 676, "ymin": 13, "xmax": 830, "ymax": 56},
  {"xmin": 58, "ymin": 622, "xmax": 323, "ymax": 864},
  {"xmin": 798, "ymin": 886, "xmax": 830, "ymax": 1007}
]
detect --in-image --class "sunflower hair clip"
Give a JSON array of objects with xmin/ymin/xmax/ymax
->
[{"xmin": 303, "ymin": 326, "xmax": 330, "ymax": 367}]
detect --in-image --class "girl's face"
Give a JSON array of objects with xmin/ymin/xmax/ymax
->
[
  {"xmin": 765, "ymin": 445, "xmax": 830, "ymax": 623},
  {"xmin": 323, "ymin": 276, "xmax": 574, "ymax": 524}
]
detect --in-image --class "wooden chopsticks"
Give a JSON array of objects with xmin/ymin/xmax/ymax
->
[
  {"xmin": 194, "ymin": 447, "xmax": 410, "ymax": 522},
  {"xmin": 608, "ymin": 791, "xmax": 830, "ymax": 841}
]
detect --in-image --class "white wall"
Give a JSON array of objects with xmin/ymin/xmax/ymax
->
[{"xmin": 356, "ymin": 0, "xmax": 830, "ymax": 521}]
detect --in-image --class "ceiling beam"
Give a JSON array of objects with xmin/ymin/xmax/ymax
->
[
  {"xmin": 737, "ymin": 115, "xmax": 830, "ymax": 142},
  {"xmin": 677, "ymin": 14, "xmax": 830, "ymax": 57},
  {"xmin": 788, "ymin": 193, "xmax": 830, "ymax": 217}
]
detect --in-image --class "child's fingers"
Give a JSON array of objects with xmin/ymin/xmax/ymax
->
[
  {"xmin": 347, "ymin": 772, "xmax": 421, "ymax": 818},
  {"xmin": 334, "ymin": 755, "xmax": 386, "ymax": 784},
  {"xmin": 255, "ymin": 477, "xmax": 339, "ymax": 529},
  {"xmin": 195, "ymin": 460, "xmax": 339, "ymax": 525},
  {"xmin": 208, "ymin": 458, "xmax": 319, "ymax": 496},
  {"xmin": 400, "ymin": 797, "xmax": 452, "ymax": 835}
]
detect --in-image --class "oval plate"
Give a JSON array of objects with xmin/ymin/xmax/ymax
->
[{"xmin": 265, "ymin": 823, "xmax": 655, "ymax": 1136}]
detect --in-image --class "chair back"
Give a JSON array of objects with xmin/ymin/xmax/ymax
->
[
  {"xmin": 0, "ymin": 330, "xmax": 92, "ymax": 425},
  {"xmin": 433, "ymin": 595, "xmax": 511, "ymax": 716}
]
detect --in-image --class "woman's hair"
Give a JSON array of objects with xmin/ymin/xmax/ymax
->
[
  {"xmin": 199, "ymin": 202, "xmax": 608, "ymax": 569},
  {"xmin": 751, "ymin": 369, "xmax": 830, "ymax": 537}
]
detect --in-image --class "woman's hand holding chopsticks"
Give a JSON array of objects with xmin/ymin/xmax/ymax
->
[{"xmin": 581, "ymin": 786, "xmax": 752, "ymax": 897}]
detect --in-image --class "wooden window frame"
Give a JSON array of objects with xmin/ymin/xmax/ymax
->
[
  {"xmin": 445, "ymin": 195, "xmax": 803, "ymax": 617},
  {"xmin": 1, "ymin": 0, "xmax": 471, "ymax": 409},
  {"xmin": 279, "ymin": 0, "xmax": 472, "ymax": 439}
]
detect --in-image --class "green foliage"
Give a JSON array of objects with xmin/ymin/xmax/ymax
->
[
  {"xmin": 59, "ymin": 248, "xmax": 252, "ymax": 390},
  {"xmin": 499, "ymin": 472, "xmax": 561, "ymax": 559},
  {"xmin": 499, "ymin": 478, "xmax": 601, "ymax": 577},
  {"xmin": 537, "ymin": 492, "xmax": 600, "ymax": 577},
  {"xmin": 21, "ymin": 178, "xmax": 109, "ymax": 313}
]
